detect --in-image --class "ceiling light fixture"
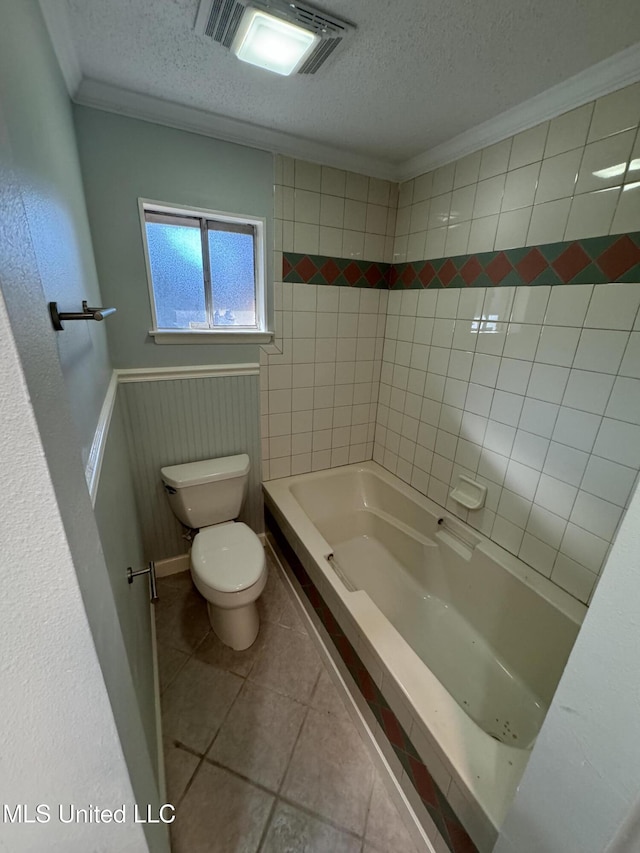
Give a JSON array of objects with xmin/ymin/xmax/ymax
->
[
  {"xmin": 231, "ymin": 8, "xmax": 319, "ymax": 75},
  {"xmin": 195, "ymin": 0, "xmax": 355, "ymax": 76}
]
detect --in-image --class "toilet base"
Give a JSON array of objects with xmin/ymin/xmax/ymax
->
[{"xmin": 207, "ymin": 600, "xmax": 259, "ymax": 650}]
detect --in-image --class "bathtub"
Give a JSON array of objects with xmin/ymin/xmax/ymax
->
[{"xmin": 264, "ymin": 462, "xmax": 585, "ymax": 850}]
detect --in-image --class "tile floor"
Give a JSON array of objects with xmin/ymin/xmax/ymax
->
[{"xmin": 156, "ymin": 550, "xmax": 421, "ymax": 853}]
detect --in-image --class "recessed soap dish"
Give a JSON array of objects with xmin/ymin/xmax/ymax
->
[{"xmin": 449, "ymin": 475, "xmax": 487, "ymax": 510}]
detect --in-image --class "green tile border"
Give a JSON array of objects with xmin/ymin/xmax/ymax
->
[{"xmin": 283, "ymin": 232, "xmax": 640, "ymax": 290}]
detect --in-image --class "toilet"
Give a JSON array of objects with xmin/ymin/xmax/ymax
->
[{"xmin": 160, "ymin": 454, "xmax": 266, "ymax": 651}]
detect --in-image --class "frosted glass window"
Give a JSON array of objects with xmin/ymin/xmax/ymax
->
[
  {"xmin": 145, "ymin": 219, "xmax": 206, "ymax": 329},
  {"xmin": 142, "ymin": 204, "xmax": 265, "ymax": 333},
  {"xmin": 208, "ymin": 225, "xmax": 256, "ymax": 327}
]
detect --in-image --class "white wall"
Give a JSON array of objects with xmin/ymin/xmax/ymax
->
[
  {"xmin": 494, "ymin": 477, "xmax": 640, "ymax": 852},
  {"xmin": 0, "ymin": 4, "xmax": 167, "ymax": 850},
  {"xmin": 0, "ymin": 0, "xmax": 111, "ymax": 465},
  {"xmin": 0, "ymin": 290, "xmax": 147, "ymax": 852}
]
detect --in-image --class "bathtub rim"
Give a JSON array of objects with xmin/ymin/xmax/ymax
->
[{"xmin": 263, "ymin": 461, "xmax": 586, "ymax": 834}]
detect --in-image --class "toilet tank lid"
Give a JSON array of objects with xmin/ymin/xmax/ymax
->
[{"xmin": 161, "ymin": 454, "xmax": 250, "ymax": 488}]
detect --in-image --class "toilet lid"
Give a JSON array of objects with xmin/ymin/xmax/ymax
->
[{"xmin": 191, "ymin": 522, "xmax": 265, "ymax": 593}]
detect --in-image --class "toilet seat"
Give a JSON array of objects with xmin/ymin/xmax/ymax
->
[{"xmin": 191, "ymin": 521, "xmax": 265, "ymax": 593}]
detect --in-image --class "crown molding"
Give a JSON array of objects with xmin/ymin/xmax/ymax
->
[
  {"xmin": 38, "ymin": 0, "xmax": 82, "ymax": 97},
  {"xmin": 399, "ymin": 43, "xmax": 640, "ymax": 182},
  {"xmin": 46, "ymin": 3, "xmax": 640, "ymax": 188},
  {"xmin": 73, "ymin": 78, "xmax": 400, "ymax": 181}
]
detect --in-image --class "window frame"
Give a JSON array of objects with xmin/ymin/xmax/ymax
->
[{"xmin": 138, "ymin": 198, "xmax": 272, "ymax": 344}]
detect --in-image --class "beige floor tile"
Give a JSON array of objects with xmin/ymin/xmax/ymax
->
[
  {"xmin": 365, "ymin": 778, "xmax": 419, "ymax": 853},
  {"xmin": 262, "ymin": 801, "xmax": 362, "ymax": 853},
  {"xmin": 278, "ymin": 597, "xmax": 309, "ymax": 634},
  {"xmin": 249, "ymin": 623, "xmax": 322, "ymax": 703},
  {"xmin": 171, "ymin": 763, "xmax": 274, "ymax": 853},
  {"xmin": 164, "ymin": 743, "xmax": 200, "ymax": 804},
  {"xmin": 155, "ymin": 575, "xmax": 210, "ymax": 655},
  {"xmin": 162, "ymin": 658, "xmax": 243, "ymax": 753},
  {"xmin": 208, "ymin": 681, "xmax": 307, "ymax": 791},
  {"xmin": 309, "ymin": 669, "xmax": 351, "ymax": 722},
  {"xmin": 258, "ymin": 558, "xmax": 290, "ymax": 624},
  {"xmin": 193, "ymin": 619, "xmax": 274, "ymax": 678},
  {"xmin": 158, "ymin": 643, "xmax": 190, "ymax": 694},
  {"xmin": 282, "ymin": 708, "xmax": 375, "ymax": 836}
]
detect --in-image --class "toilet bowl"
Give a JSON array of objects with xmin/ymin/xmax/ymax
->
[
  {"xmin": 191, "ymin": 521, "xmax": 266, "ymax": 650},
  {"xmin": 160, "ymin": 454, "xmax": 266, "ymax": 650}
]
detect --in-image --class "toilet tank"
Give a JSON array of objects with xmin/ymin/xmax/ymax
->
[{"xmin": 160, "ymin": 454, "xmax": 250, "ymax": 529}]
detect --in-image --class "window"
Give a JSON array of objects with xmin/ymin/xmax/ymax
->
[{"xmin": 139, "ymin": 200, "xmax": 270, "ymax": 342}]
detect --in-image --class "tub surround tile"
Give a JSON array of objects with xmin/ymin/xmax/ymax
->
[
  {"xmin": 383, "ymin": 233, "xmax": 640, "ymax": 291},
  {"xmin": 375, "ymin": 271, "xmax": 640, "ymax": 604},
  {"xmin": 284, "ymin": 252, "xmax": 390, "ymax": 289},
  {"xmin": 271, "ymin": 89, "xmax": 640, "ymax": 607}
]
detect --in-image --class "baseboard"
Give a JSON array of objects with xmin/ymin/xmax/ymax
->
[
  {"xmin": 265, "ymin": 537, "xmax": 438, "ymax": 853},
  {"xmin": 154, "ymin": 553, "xmax": 190, "ymax": 578},
  {"xmin": 149, "ymin": 600, "xmax": 167, "ymax": 805}
]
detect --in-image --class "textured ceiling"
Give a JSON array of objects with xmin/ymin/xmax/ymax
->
[{"xmin": 63, "ymin": 0, "xmax": 640, "ymax": 164}]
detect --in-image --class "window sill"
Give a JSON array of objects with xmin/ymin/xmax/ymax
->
[{"xmin": 149, "ymin": 329, "xmax": 274, "ymax": 345}]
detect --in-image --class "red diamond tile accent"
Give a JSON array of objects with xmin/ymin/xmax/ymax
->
[
  {"xmin": 552, "ymin": 242, "xmax": 590, "ymax": 283},
  {"xmin": 460, "ymin": 256, "xmax": 482, "ymax": 286},
  {"xmin": 357, "ymin": 667, "xmax": 377, "ymax": 702},
  {"xmin": 596, "ymin": 235, "xmax": 640, "ymax": 280},
  {"xmin": 418, "ymin": 262, "xmax": 437, "ymax": 287},
  {"xmin": 322, "ymin": 608, "xmax": 342, "ymax": 638},
  {"xmin": 408, "ymin": 757, "xmax": 438, "ymax": 809},
  {"xmin": 485, "ymin": 252, "xmax": 513, "ymax": 284},
  {"xmin": 333, "ymin": 635, "xmax": 353, "ymax": 666},
  {"xmin": 307, "ymin": 586, "xmax": 322, "ymax": 608},
  {"xmin": 365, "ymin": 263, "xmax": 383, "ymax": 287},
  {"xmin": 283, "ymin": 255, "xmax": 293, "ymax": 277},
  {"xmin": 380, "ymin": 707, "xmax": 405, "ymax": 749},
  {"xmin": 446, "ymin": 820, "xmax": 478, "ymax": 853},
  {"xmin": 438, "ymin": 259, "xmax": 457, "ymax": 286},
  {"xmin": 389, "ymin": 266, "xmax": 399, "ymax": 288},
  {"xmin": 320, "ymin": 259, "xmax": 341, "ymax": 285},
  {"xmin": 401, "ymin": 264, "xmax": 416, "ymax": 286},
  {"xmin": 294, "ymin": 256, "xmax": 318, "ymax": 281},
  {"xmin": 516, "ymin": 247, "xmax": 548, "ymax": 284},
  {"xmin": 343, "ymin": 262, "xmax": 362, "ymax": 286}
]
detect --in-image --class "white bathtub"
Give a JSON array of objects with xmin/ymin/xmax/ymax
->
[{"xmin": 264, "ymin": 462, "xmax": 585, "ymax": 849}]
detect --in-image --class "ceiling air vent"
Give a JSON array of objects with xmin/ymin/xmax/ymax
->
[{"xmin": 194, "ymin": 0, "xmax": 355, "ymax": 73}]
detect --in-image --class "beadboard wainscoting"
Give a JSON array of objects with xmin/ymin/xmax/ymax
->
[
  {"xmin": 118, "ymin": 371, "xmax": 262, "ymax": 563},
  {"xmin": 92, "ymin": 393, "xmax": 158, "ymax": 771}
]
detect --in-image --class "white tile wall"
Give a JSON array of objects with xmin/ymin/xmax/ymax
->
[
  {"xmin": 263, "ymin": 86, "xmax": 640, "ymax": 604},
  {"xmin": 374, "ymin": 283, "xmax": 640, "ymax": 603},
  {"xmin": 263, "ymin": 157, "xmax": 391, "ymax": 481},
  {"xmin": 261, "ymin": 278, "xmax": 387, "ymax": 480},
  {"xmin": 274, "ymin": 156, "xmax": 398, "ymax": 262},
  {"xmin": 394, "ymin": 82, "xmax": 640, "ymax": 262}
]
